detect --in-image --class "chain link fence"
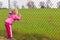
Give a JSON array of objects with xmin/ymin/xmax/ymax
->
[
  {"xmin": 16, "ymin": 9, "xmax": 60, "ymax": 40},
  {"xmin": 0, "ymin": 0, "xmax": 60, "ymax": 40}
]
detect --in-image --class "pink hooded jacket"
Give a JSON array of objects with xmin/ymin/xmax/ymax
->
[{"xmin": 5, "ymin": 13, "xmax": 21, "ymax": 25}]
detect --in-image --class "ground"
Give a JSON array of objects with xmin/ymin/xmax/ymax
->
[{"xmin": 0, "ymin": 36, "xmax": 7, "ymax": 40}]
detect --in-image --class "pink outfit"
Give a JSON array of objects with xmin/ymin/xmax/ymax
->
[
  {"xmin": 5, "ymin": 13, "xmax": 21, "ymax": 25},
  {"xmin": 5, "ymin": 13, "xmax": 21, "ymax": 38},
  {"xmin": 5, "ymin": 22, "xmax": 12, "ymax": 38}
]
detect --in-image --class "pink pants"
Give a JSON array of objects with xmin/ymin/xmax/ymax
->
[{"xmin": 5, "ymin": 22, "xmax": 13, "ymax": 39}]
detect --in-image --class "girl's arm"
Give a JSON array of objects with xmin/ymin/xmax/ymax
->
[{"xmin": 15, "ymin": 14, "xmax": 21, "ymax": 20}]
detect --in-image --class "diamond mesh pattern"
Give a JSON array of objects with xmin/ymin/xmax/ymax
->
[{"xmin": 20, "ymin": 9, "xmax": 60, "ymax": 40}]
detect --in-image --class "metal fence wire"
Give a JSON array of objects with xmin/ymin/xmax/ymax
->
[
  {"xmin": 0, "ymin": 0, "xmax": 60, "ymax": 40},
  {"xmin": 17, "ymin": 9, "xmax": 60, "ymax": 40}
]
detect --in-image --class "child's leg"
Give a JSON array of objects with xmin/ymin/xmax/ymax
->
[{"xmin": 5, "ymin": 22, "xmax": 13, "ymax": 39}]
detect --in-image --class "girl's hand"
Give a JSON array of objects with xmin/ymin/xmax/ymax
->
[
  {"xmin": 18, "ymin": 14, "xmax": 21, "ymax": 16},
  {"xmin": 16, "ymin": 11, "xmax": 18, "ymax": 15},
  {"xmin": 16, "ymin": 13, "xmax": 18, "ymax": 15}
]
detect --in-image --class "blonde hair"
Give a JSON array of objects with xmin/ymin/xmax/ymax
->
[{"xmin": 11, "ymin": 8, "xmax": 18, "ymax": 14}]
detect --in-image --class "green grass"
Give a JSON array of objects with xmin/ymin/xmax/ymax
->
[{"xmin": 0, "ymin": 8, "xmax": 60, "ymax": 40}]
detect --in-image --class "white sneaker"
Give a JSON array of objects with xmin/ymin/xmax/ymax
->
[
  {"xmin": 9, "ymin": 38, "xmax": 15, "ymax": 40},
  {"xmin": 7, "ymin": 38, "xmax": 15, "ymax": 40}
]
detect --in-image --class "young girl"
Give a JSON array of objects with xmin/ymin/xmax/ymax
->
[{"xmin": 5, "ymin": 8, "xmax": 21, "ymax": 40}]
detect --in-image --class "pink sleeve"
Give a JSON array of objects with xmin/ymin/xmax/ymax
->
[
  {"xmin": 15, "ymin": 15, "xmax": 21, "ymax": 20},
  {"xmin": 8, "ymin": 14, "xmax": 10, "ymax": 18}
]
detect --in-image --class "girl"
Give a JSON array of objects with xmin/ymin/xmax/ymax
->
[{"xmin": 5, "ymin": 8, "xmax": 21, "ymax": 40}]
